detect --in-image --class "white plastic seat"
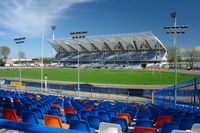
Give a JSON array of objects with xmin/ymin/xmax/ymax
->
[
  {"xmin": 191, "ymin": 123, "xmax": 200, "ymax": 133},
  {"xmin": 172, "ymin": 130, "xmax": 196, "ymax": 133},
  {"xmin": 99, "ymin": 122, "xmax": 122, "ymax": 133}
]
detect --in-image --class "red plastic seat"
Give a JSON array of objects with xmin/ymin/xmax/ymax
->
[
  {"xmin": 116, "ymin": 113, "xmax": 132, "ymax": 125},
  {"xmin": 155, "ymin": 116, "xmax": 173, "ymax": 127},
  {"xmin": 2, "ymin": 108, "xmax": 22, "ymax": 122},
  {"xmin": 85, "ymin": 106, "xmax": 94, "ymax": 111},
  {"xmin": 64, "ymin": 108, "xmax": 76, "ymax": 116},
  {"xmin": 133, "ymin": 126, "xmax": 158, "ymax": 133}
]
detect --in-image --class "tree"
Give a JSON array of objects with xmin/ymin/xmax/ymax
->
[
  {"xmin": 165, "ymin": 46, "xmax": 181, "ymax": 62},
  {"xmin": 0, "ymin": 46, "xmax": 10, "ymax": 59},
  {"xmin": 183, "ymin": 48, "xmax": 199, "ymax": 69},
  {"xmin": 19, "ymin": 51, "xmax": 25, "ymax": 59}
]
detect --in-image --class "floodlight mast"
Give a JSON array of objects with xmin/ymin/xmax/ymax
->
[
  {"xmin": 164, "ymin": 12, "xmax": 188, "ymax": 105},
  {"xmin": 70, "ymin": 31, "xmax": 88, "ymax": 98},
  {"xmin": 51, "ymin": 26, "xmax": 56, "ymax": 58},
  {"xmin": 14, "ymin": 37, "xmax": 26, "ymax": 93}
]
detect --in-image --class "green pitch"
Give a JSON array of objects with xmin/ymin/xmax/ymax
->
[{"xmin": 0, "ymin": 68, "xmax": 198, "ymax": 85}]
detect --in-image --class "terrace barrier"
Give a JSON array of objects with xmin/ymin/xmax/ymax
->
[{"xmin": 153, "ymin": 75, "xmax": 200, "ymax": 112}]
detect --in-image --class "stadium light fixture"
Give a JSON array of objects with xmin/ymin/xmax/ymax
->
[
  {"xmin": 14, "ymin": 37, "xmax": 26, "ymax": 93},
  {"xmin": 70, "ymin": 31, "xmax": 88, "ymax": 98},
  {"xmin": 163, "ymin": 11, "xmax": 188, "ymax": 105}
]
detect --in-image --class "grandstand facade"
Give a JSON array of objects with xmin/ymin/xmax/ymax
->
[{"xmin": 48, "ymin": 32, "xmax": 167, "ymax": 69}]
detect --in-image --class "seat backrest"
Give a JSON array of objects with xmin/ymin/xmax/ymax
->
[
  {"xmin": 2, "ymin": 108, "xmax": 20, "ymax": 121},
  {"xmin": 133, "ymin": 126, "xmax": 158, "ymax": 133},
  {"xmin": 87, "ymin": 115, "xmax": 102, "ymax": 129},
  {"xmin": 66, "ymin": 113, "xmax": 80, "ymax": 124},
  {"xmin": 191, "ymin": 123, "xmax": 200, "ymax": 133},
  {"xmin": 44, "ymin": 115, "xmax": 63, "ymax": 128},
  {"xmin": 91, "ymin": 109, "xmax": 99, "ymax": 116},
  {"xmin": 116, "ymin": 113, "xmax": 131, "ymax": 125},
  {"xmin": 52, "ymin": 104, "xmax": 62, "ymax": 111},
  {"xmin": 172, "ymin": 130, "xmax": 196, "ymax": 133},
  {"xmin": 111, "ymin": 117, "xmax": 128, "ymax": 133},
  {"xmin": 180, "ymin": 117, "xmax": 195, "ymax": 130},
  {"xmin": 156, "ymin": 116, "xmax": 173, "ymax": 127},
  {"xmin": 136, "ymin": 114, "xmax": 152, "ymax": 120},
  {"xmin": 85, "ymin": 106, "xmax": 94, "ymax": 111},
  {"xmin": 22, "ymin": 111, "xmax": 39, "ymax": 124},
  {"xmin": 160, "ymin": 122, "xmax": 180, "ymax": 133},
  {"xmin": 64, "ymin": 108, "xmax": 76, "ymax": 116},
  {"xmin": 48, "ymin": 110, "xmax": 59, "ymax": 116},
  {"xmin": 99, "ymin": 122, "xmax": 122, "ymax": 133},
  {"xmin": 99, "ymin": 112, "xmax": 111, "ymax": 122},
  {"xmin": 81, "ymin": 110, "xmax": 91, "ymax": 120},
  {"xmin": 135, "ymin": 120, "xmax": 153, "ymax": 128},
  {"xmin": 173, "ymin": 115, "xmax": 185, "ymax": 122},
  {"xmin": 51, "ymin": 106, "xmax": 62, "ymax": 117},
  {"xmin": 33, "ymin": 109, "xmax": 44, "ymax": 119},
  {"xmin": 70, "ymin": 119, "xmax": 90, "ymax": 132}
]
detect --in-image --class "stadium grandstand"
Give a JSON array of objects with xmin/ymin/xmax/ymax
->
[{"xmin": 48, "ymin": 32, "xmax": 168, "ymax": 69}]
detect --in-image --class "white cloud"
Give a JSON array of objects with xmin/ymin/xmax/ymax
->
[{"xmin": 0, "ymin": 0, "xmax": 92, "ymax": 37}]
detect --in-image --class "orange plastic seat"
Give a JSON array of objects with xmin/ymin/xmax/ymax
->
[
  {"xmin": 52, "ymin": 104, "xmax": 64, "ymax": 112},
  {"xmin": 2, "ymin": 108, "xmax": 22, "ymax": 122},
  {"xmin": 133, "ymin": 126, "xmax": 158, "ymax": 133},
  {"xmin": 44, "ymin": 115, "xmax": 69, "ymax": 129},
  {"xmin": 85, "ymin": 106, "xmax": 94, "ymax": 111},
  {"xmin": 64, "ymin": 108, "xmax": 76, "ymax": 116},
  {"xmin": 155, "ymin": 116, "xmax": 173, "ymax": 127},
  {"xmin": 116, "ymin": 113, "xmax": 132, "ymax": 125}
]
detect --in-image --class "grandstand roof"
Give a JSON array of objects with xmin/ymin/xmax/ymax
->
[{"xmin": 48, "ymin": 32, "xmax": 166, "ymax": 53}]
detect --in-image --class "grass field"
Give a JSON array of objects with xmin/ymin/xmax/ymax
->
[{"xmin": 0, "ymin": 68, "xmax": 199, "ymax": 85}]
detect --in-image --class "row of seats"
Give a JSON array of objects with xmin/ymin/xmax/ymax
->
[{"xmin": 0, "ymin": 89, "xmax": 200, "ymax": 133}]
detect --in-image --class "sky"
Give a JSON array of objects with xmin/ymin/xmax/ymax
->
[{"xmin": 0, "ymin": 0, "xmax": 199, "ymax": 59}]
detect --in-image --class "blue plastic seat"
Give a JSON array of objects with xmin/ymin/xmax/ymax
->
[
  {"xmin": 66, "ymin": 113, "xmax": 80, "ymax": 124},
  {"xmin": 87, "ymin": 115, "xmax": 102, "ymax": 129},
  {"xmin": 81, "ymin": 110, "xmax": 91, "ymax": 120},
  {"xmin": 180, "ymin": 117, "xmax": 194, "ymax": 130},
  {"xmin": 21, "ymin": 111, "xmax": 43, "ymax": 125},
  {"xmin": 135, "ymin": 114, "xmax": 152, "ymax": 120},
  {"xmin": 70, "ymin": 119, "xmax": 95, "ymax": 133},
  {"xmin": 173, "ymin": 115, "xmax": 185, "ymax": 122},
  {"xmin": 111, "ymin": 117, "xmax": 130, "ymax": 133},
  {"xmin": 33, "ymin": 109, "xmax": 44, "ymax": 119},
  {"xmin": 135, "ymin": 119, "xmax": 153, "ymax": 128},
  {"xmin": 99, "ymin": 112, "xmax": 111, "ymax": 122},
  {"xmin": 91, "ymin": 109, "xmax": 99, "ymax": 116},
  {"xmin": 160, "ymin": 122, "xmax": 180, "ymax": 133}
]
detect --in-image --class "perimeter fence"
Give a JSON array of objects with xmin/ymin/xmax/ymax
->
[{"xmin": 154, "ymin": 75, "xmax": 200, "ymax": 112}]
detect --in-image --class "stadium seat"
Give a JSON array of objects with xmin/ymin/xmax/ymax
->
[
  {"xmin": 64, "ymin": 108, "xmax": 76, "ymax": 116},
  {"xmin": 85, "ymin": 106, "xmax": 94, "ymax": 111},
  {"xmin": 133, "ymin": 127, "xmax": 158, "ymax": 133},
  {"xmin": 116, "ymin": 113, "xmax": 132, "ymax": 125},
  {"xmin": 180, "ymin": 117, "xmax": 195, "ymax": 130},
  {"xmin": 52, "ymin": 104, "xmax": 64, "ymax": 112},
  {"xmin": 135, "ymin": 119, "xmax": 153, "ymax": 128},
  {"xmin": 99, "ymin": 122, "xmax": 122, "ymax": 133},
  {"xmin": 135, "ymin": 114, "xmax": 152, "ymax": 120},
  {"xmin": 99, "ymin": 112, "xmax": 111, "ymax": 122},
  {"xmin": 87, "ymin": 115, "xmax": 102, "ymax": 129},
  {"xmin": 111, "ymin": 117, "xmax": 130, "ymax": 133},
  {"xmin": 22, "ymin": 111, "xmax": 43, "ymax": 125},
  {"xmin": 2, "ymin": 108, "xmax": 21, "ymax": 122},
  {"xmin": 155, "ymin": 116, "xmax": 173, "ymax": 127},
  {"xmin": 44, "ymin": 115, "xmax": 69, "ymax": 129},
  {"xmin": 69, "ymin": 119, "xmax": 95, "ymax": 133},
  {"xmin": 81, "ymin": 110, "xmax": 91, "ymax": 120},
  {"xmin": 160, "ymin": 122, "xmax": 180, "ymax": 133},
  {"xmin": 66, "ymin": 113, "xmax": 80, "ymax": 124},
  {"xmin": 191, "ymin": 123, "xmax": 200, "ymax": 133},
  {"xmin": 172, "ymin": 130, "xmax": 196, "ymax": 133}
]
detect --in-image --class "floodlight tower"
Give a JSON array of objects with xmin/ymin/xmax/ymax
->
[
  {"xmin": 164, "ymin": 12, "xmax": 188, "ymax": 104},
  {"xmin": 14, "ymin": 37, "xmax": 26, "ymax": 93},
  {"xmin": 51, "ymin": 26, "xmax": 56, "ymax": 58},
  {"xmin": 70, "ymin": 31, "xmax": 88, "ymax": 98}
]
